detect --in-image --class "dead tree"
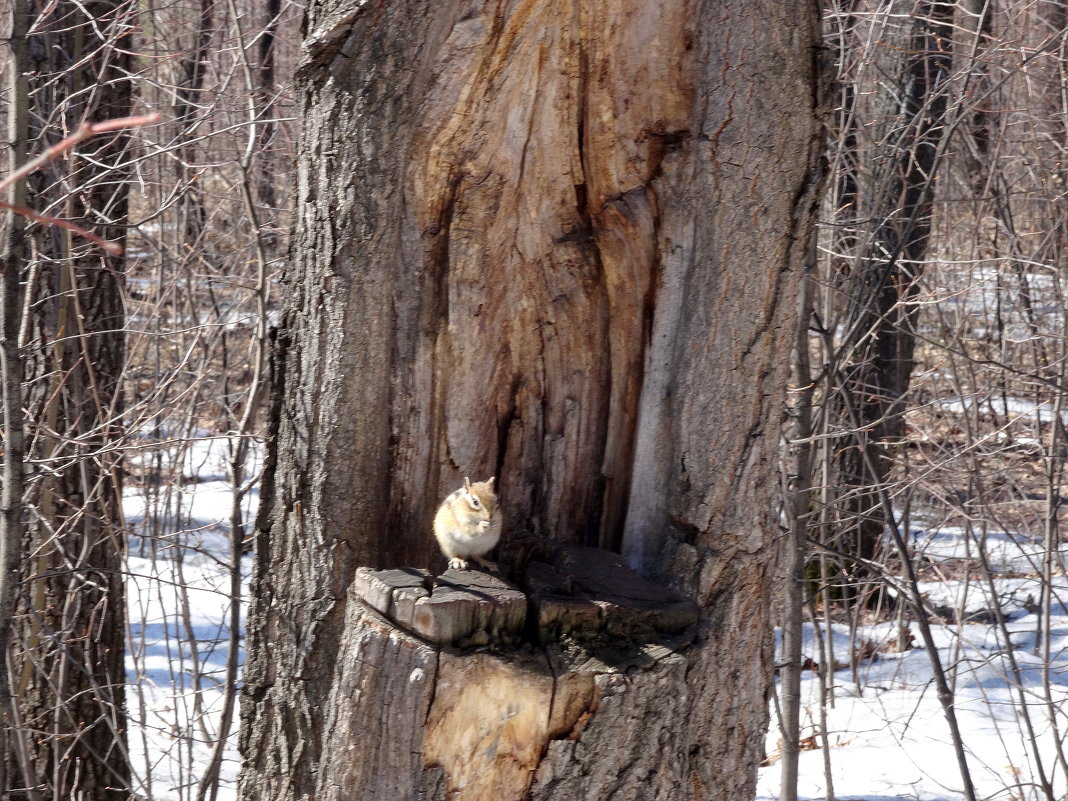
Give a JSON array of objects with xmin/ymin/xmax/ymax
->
[{"xmin": 239, "ymin": 1, "xmax": 824, "ymax": 799}]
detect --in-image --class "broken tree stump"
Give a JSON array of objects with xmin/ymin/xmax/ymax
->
[{"xmin": 316, "ymin": 544, "xmax": 699, "ymax": 801}]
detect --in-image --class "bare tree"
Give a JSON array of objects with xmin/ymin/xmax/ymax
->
[
  {"xmin": 829, "ymin": 0, "xmax": 956, "ymax": 586},
  {"xmin": 774, "ymin": 2, "xmax": 1068, "ymax": 799},
  {"xmin": 0, "ymin": 1, "xmax": 31, "ymax": 796},
  {"xmin": 2, "ymin": 4, "xmax": 136, "ymax": 799}
]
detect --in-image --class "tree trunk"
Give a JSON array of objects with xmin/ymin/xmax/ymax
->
[
  {"xmin": 254, "ymin": 0, "xmax": 283, "ymax": 222},
  {"xmin": 314, "ymin": 549, "xmax": 698, "ymax": 800},
  {"xmin": 172, "ymin": 0, "xmax": 214, "ymax": 245},
  {"xmin": 0, "ymin": 2, "xmax": 30, "ymax": 796},
  {"xmin": 829, "ymin": 0, "xmax": 954, "ymax": 574},
  {"xmin": 240, "ymin": 1, "xmax": 824, "ymax": 799},
  {"xmin": 6, "ymin": 4, "xmax": 133, "ymax": 799}
]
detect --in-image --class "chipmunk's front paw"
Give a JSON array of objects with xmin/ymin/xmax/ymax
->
[{"xmin": 447, "ymin": 557, "xmax": 469, "ymax": 571}]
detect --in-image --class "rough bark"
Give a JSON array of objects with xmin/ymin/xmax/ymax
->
[
  {"xmin": 240, "ymin": 0, "xmax": 824, "ymax": 799},
  {"xmin": 172, "ymin": 0, "xmax": 214, "ymax": 244},
  {"xmin": 5, "ymin": 4, "xmax": 133, "ymax": 799}
]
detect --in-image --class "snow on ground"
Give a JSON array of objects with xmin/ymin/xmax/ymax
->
[
  {"xmin": 934, "ymin": 396, "xmax": 1068, "ymax": 427},
  {"xmin": 757, "ymin": 528, "xmax": 1068, "ymax": 801},
  {"xmin": 125, "ymin": 552, "xmax": 247, "ymax": 801},
  {"xmin": 757, "ymin": 620, "xmax": 1068, "ymax": 800},
  {"xmin": 122, "ymin": 435, "xmax": 257, "ymax": 801},
  {"xmin": 910, "ymin": 526, "xmax": 1057, "ymax": 575},
  {"xmin": 118, "ymin": 435, "xmax": 1068, "ymax": 801}
]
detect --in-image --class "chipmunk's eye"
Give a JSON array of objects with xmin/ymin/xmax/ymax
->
[{"xmin": 470, "ymin": 495, "xmax": 481, "ymax": 508}]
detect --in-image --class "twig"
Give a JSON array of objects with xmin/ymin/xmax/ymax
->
[
  {"xmin": 0, "ymin": 114, "xmax": 161, "ymax": 194},
  {"xmin": 0, "ymin": 200, "xmax": 123, "ymax": 255},
  {"xmin": 0, "ymin": 113, "xmax": 161, "ymax": 254}
]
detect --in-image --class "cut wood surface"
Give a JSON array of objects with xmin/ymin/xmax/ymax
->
[
  {"xmin": 328, "ymin": 545, "xmax": 698, "ymax": 800},
  {"xmin": 353, "ymin": 566, "xmax": 527, "ymax": 648}
]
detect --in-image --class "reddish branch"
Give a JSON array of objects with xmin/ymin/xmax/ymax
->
[
  {"xmin": 0, "ymin": 200, "xmax": 124, "ymax": 255},
  {"xmin": 0, "ymin": 113, "xmax": 161, "ymax": 255}
]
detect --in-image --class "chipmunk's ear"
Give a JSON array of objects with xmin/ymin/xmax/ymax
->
[
  {"xmin": 487, "ymin": 477, "xmax": 495, "ymax": 488},
  {"xmin": 463, "ymin": 476, "xmax": 472, "ymax": 492}
]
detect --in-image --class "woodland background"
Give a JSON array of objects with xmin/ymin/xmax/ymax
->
[{"xmin": 0, "ymin": 1, "xmax": 1067, "ymax": 800}]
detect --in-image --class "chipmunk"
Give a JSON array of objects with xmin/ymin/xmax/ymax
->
[{"xmin": 433, "ymin": 476, "xmax": 501, "ymax": 571}]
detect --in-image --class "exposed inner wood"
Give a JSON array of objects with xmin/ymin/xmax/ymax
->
[
  {"xmin": 388, "ymin": 0, "xmax": 695, "ymax": 559},
  {"xmin": 241, "ymin": 0, "xmax": 823, "ymax": 798},
  {"xmin": 346, "ymin": 547, "xmax": 697, "ymax": 801}
]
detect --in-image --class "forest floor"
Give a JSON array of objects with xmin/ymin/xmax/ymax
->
[
  {"xmin": 756, "ymin": 526, "xmax": 1068, "ymax": 801},
  {"xmin": 123, "ymin": 435, "xmax": 252, "ymax": 801},
  {"xmin": 119, "ymin": 441, "xmax": 1068, "ymax": 801}
]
